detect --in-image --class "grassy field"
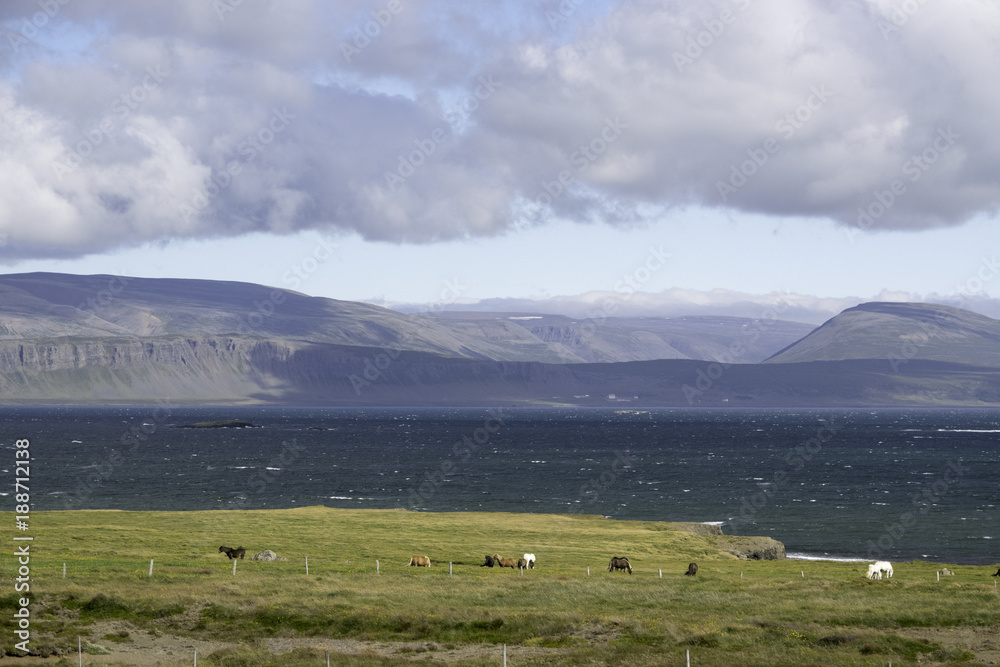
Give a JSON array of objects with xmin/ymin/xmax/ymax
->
[{"xmin": 2, "ymin": 506, "xmax": 999, "ymax": 665}]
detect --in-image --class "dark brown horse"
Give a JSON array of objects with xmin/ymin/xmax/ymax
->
[
  {"xmin": 685, "ymin": 562, "xmax": 698, "ymax": 576},
  {"xmin": 219, "ymin": 546, "xmax": 245, "ymax": 560},
  {"xmin": 608, "ymin": 556, "xmax": 632, "ymax": 574},
  {"xmin": 481, "ymin": 554, "xmax": 495, "ymax": 567}
]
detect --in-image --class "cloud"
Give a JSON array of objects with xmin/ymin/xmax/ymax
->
[{"xmin": 1, "ymin": 0, "xmax": 999, "ymax": 260}]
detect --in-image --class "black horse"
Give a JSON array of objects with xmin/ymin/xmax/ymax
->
[
  {"xmin": 993, "ymin": 567, "xmax": 1000, "ymax": 576},
  {"xmin": 685, "ymin": 562, "xmax": 698, "ymax": 576},
  {"xmin": 608, "ymin": 556, "xmax": 632, "ymax": 574},
  {"xmin": 219, "ymin": 546, "xmax": 246, "ymax": 560},
  {"xmin": 481, "ymin": 554, "xmax": 495, "ymax": 567}
]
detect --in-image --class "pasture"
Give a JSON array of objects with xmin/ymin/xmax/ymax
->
[{"xmin": 2, "ymin": 506, "xmax": 998, "ymax": 665}]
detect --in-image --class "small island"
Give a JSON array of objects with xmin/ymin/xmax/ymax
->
[{"xmin": 179, "ymin": 419, "xmax": 260, "ymax": 429}]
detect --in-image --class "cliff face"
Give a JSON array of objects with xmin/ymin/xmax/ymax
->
[{"xmin": 0, "ymin": 336, "xmax": 296, "ymax": 402}]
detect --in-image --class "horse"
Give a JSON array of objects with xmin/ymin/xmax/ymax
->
[
  {"xmin": 493, "ymin": 554, "xmax": 518, "ymax": 569},
  {"xmin": 684, "ymin": 562, "xmax": 698, "ymax": 576},
  {"xmin": 481, "ymin": 554, "xmax": 495, "ymax": 567},
  {"xmin": 219, "ymin": 546, "xmax": 245, "ymax": 560},
  {"xmin": 407, "ymin": 555, "xmax": 431, "ymax": 567},
  {"xmin": 867, "ymin": 561, "xmax": 893, "ymax": 580},
  {"xmin": 993, "ymin": 567, "xmax": 1000, "ymax": 577},
  {"xmin": 523, "ymin": 553, "xmax": 536, "ymax": 569},
  {"xmin": 608, "ymin": 556, "xmax": 632, "ymax": 574}
]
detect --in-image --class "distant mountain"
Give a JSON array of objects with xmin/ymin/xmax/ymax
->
[
  {"xmin": 0, "ymin": 273, "xmax": 809, "ymax": 365},
  {"xmin": 2, "ymin": 273, "xmax": 1000, "ymax": 406},
  {"xmin": 765, "ymin": 302, "xmax": 1000, "ymax": 367},
  {"xmin": 427, "ymin": 312, "xmax": 814, "ymax": 364}
]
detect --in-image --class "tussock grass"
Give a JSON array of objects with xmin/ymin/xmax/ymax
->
[{"xmin": 3, "ymin": 506, "xmax": 998, "ymax": 665}]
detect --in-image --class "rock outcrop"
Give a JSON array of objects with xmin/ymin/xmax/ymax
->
[{"xmin": 712, "ymin": 535, "xmax": 786, "ymax": 560}]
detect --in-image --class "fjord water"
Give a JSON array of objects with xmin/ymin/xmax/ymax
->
[{"xmin": 6, "ymin": 407, "xmax": 998, "ymax": 565}]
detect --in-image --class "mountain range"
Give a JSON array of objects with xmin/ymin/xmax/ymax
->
[{"xmin": 1, "ymin": 272, "xmax": 998, "ymax": 406}]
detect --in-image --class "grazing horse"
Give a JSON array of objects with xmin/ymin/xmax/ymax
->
[
  {"xmin": 608, "ymin": 556, "xmax": 632, "ymax": 574},
  {"xmin": 517, "ymin": 558, "xmax": 528, "ymax": 569},
  {"xmin": 993, "ymin": 567, "xmax": 1000, "ymax": 577},
  {"xmin": 867, "ymin": 561, "xmax": 893, "ymax": 580},
  {"xmin": 684, "ymin": 562, "xmax": 698, "ymax": 576},
  {"xmin": 219, "ymin": 546, "xmax": 245, "ymax": 560},
  {"xmin": 523, "ymin": 553, "xmax": 536, "ymax": 569},
  {"xmin": 493, "ymin": 554, "xmax": 518, "ymax": 569},
  {"xmin": 481, "ymin": 554, "xmax": 495, "ymax": 567},
  {"xmin": 407, "ymin": 555, "xmax": 431, "ymax": 567}
]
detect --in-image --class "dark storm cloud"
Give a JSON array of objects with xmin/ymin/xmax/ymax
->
[{"xmin": 1, "ymin": 0, "xmax": 998, "ymax": 260}]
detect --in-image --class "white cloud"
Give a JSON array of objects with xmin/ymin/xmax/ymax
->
[{"xmin": 1, "ymin": 0, "xmax": 999, "ymax": 261}]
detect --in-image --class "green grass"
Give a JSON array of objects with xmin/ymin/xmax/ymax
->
[{"xmin": 3, "ymin": 506, "xmax": 998, "ymax": 665}]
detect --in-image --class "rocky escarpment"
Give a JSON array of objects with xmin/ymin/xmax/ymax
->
[
  {"xmin": 0, "ymin": 336, "xmax": 295, "ymax": 402},
  {"xmin": 712, "ymin": 535, "xmax": 787, "ymax": 560},
  {"xmin": 673, "ymin": 522, "xmax": 785, "ymax": 560}
]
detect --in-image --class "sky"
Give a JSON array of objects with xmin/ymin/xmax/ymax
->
[{"xmin": 1, "ymin": 0, "xmax": 999, "ymax": 323}]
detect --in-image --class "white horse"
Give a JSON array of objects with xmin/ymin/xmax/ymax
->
[
  {"xmin": 867, "ymin": 561, "xmax": 893, "ymax": 580},
  {"xmin": 523, "ymin": 553, "xmax": 536, "ymax": 569}
]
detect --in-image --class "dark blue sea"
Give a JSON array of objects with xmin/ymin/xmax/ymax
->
[{"xmin": 3, "ymin": 407, "xmax": 998, "ymax": 565}]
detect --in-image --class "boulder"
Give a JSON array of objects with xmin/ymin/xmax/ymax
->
[
  {"xmin": 250, "ymin": 549, "xmax": 285, "ymax": 561},
  {"xmin": 939, "ymin": 568, "xmax": 954, "ymax": 576}
]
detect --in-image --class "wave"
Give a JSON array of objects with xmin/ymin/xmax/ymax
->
[
  {"xmin": 936, "ymin": 429, "xmax": 1000, "ymax": 433},
  {"xmin": 786, "ymin": 552, "xmax": 868, "ymax": 562}
]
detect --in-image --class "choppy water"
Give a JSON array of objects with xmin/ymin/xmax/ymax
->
[{"xmin": 4, "ymin": 406, "xmax": 998, "ymax": 564}]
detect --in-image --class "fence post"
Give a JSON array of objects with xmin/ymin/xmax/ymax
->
[
  {"xmin": 376, "ymin": 559, "xmax": 380, "ymax": 575},
  {"xmin": 233, "ymin": 559, "xmax": 237, "ymax": 576},
  {"xmin": 659, "ymin": 568, "xmax": 662, "ymax": 578},
  {"xmin": 450, "ymin": 562, "xmax": 453, "ymax": 576},
  {"xmin": 78, "ymin": 637, "xmax": 82, "ymax": 667},
  {"xmin": 149, "ymin": 559, "xmax": 154, "ymax": 577},
  {"xmin": 194, "ymin": 648, "xmax": 197, "ymax": 666},
  {"xmin": 686, "ymin": 648, "xmax": 691, "ymax": 666},
  {"xmin": 305, "ymin": 556, "xmax": 309, "ymax": 575},
  {"xmin": 587, "ymin": 566, "xmax": 590, "ymax": 577}
]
